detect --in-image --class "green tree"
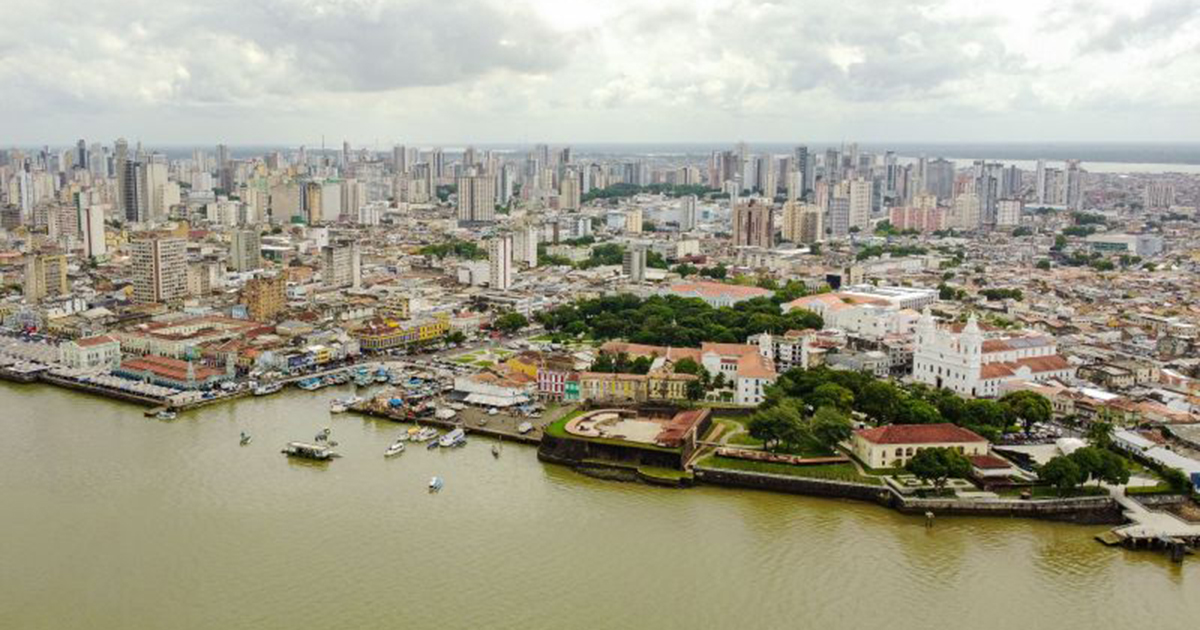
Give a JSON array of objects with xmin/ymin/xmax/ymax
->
[
  {"xmin": 1160, "ymin": 467, "xmax": 1193, "ymax": 494},
  {"xmin": 1039, "ymin": 456, "xmax": 1084, "ymax": 495},
  {"xmin": 895, "ymin": 398, "xmax": 942, "ymax": 424},
  {"xmin": 1085, "ymin": 420, "xmax": 1114, "ymax": 449},
  {"xmin": 748, "ymin": 402, "xmax": 806, "ymax": 452},
  {"xmin": 685, "ymin": 379, "xmax": 705, "ymax": 402},
  {"xmin": 811, "ymin": 406, "xmax": 853, "ymax": 451},
  {"xmin": 999, "ymin": 390, "xmax": 1053, "ymax": 434},
  {"xmin": 446, "ymin": 331, "xmax": 467, "ymax": 345},
  {"xmin": 858, "ymin": 381, "xmax": 902, "ymax": 424},
  {"xmin": 905, "ymin": 447, "xmax": 973, "ymax": 490},
  {"xmin": 1035, "ymin": 259, "xmax": 1051, "ymax": 270},
  {"xmin": 493, "ymin": 312, "xmax": 529, "ymax": 335},
  {"xmin": 809, "ymin": 383, "xmax": 854, "ymax": 413}
]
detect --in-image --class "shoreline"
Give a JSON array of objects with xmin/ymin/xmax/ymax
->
[{"xmin": 4, "ymin": 374, "xmax": 1194, "ymax": 558}]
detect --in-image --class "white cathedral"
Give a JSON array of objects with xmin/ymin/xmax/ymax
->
[{"xmin": 912, "ymin": 310, "xmax": 1074, "ymax": 398}]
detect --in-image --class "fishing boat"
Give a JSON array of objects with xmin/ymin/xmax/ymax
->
[
  {"xmin": 156, "ymin": 410, "xmax": 177, "ymax": 421},
  {"xmin": 491, "ymin": 443, "xmax": 500, "ymax": 458},
  {"xmin": 240, "ymin": 432, "xmax": 253, "ymax": 446},
  {"xmin": 428, "ymin": 476, "xmax": 444, "ymax": 492},
  {"xmin": 384, "ymin": 441, "xmax": 406, "ymax": 457},
  {"xmin": 282, "ymin": 442, "xmax": 338, "ymax": 461},
  {"xmin": 297, "ymin": 378, "xmax": 322, "ymax": 391},
  {"xmin": 426, "ymin": 439, "xmax": 440, "ymax": 450},
  {"xmin": 314, "ymin": 427, "xmax": 332, "ymax": 442},
  {"xmin": 253, "ymin": 382, "xmax": 282, "ymax": 396},
  {"xmin": 329, "ymin": 400, "xmax": 347, "ymax": 413},
  {"xmin": 438, "ymin": 428, "xmax": 466, "ymax": 448}
]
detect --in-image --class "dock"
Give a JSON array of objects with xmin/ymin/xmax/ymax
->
[
  {"xmin": 349, "ymin": 402, "xmax": 544, "ymax": 446},
  {"xmin": 1106, "ymin": 492, "xmax": 1200, "ymax": 562}
]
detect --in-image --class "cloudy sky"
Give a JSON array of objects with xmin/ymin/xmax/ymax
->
[{"xmin": 2, "ymin": 0, "xmax": 1198, "ymax": 145}]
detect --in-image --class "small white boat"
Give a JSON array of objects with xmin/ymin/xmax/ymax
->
[
  {"xmin": 413, "ymin": 427, "xmax": 440, "ymax": 443},
  {"xmin": 240, "ymin": 432, "xmax": 252, "ymax": 446},
  {"xmin": 438, "ymin": 428, "xmax": 466, "ymax": 448},
  {"xmin": 253, "ymin": 383, "xmax": 282, "ymax": 396},
  {"xmin": 329, "ymin": 401, "xmax": 347, "ymax": 414},
  {"xmin": 384, "ymin": 441, "xmax": 406, "ymax": 457},
  {"xmin": 491, "ymin": 443, "xmax": 500, "ymax": 458},
  {"xmin": 517, "ymin": 422, "xmax": 534, "ymax": 434},
  {"xmin": 429, "ymin": 476, "xmax": 444, "ymax": 492},
  {"xmin": 156, "ymin": 410, "xmax": 177, "ymax": 421}
]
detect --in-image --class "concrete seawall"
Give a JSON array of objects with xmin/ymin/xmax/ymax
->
[{"xmin": 694, "ymin": 466, "xmax": 1125, "ymax": 524}]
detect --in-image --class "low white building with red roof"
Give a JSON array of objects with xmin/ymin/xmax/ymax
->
[
  {"xmin": 58, "ymin": 335, "xmax": 122, "ymax": 371},
  {"xmin": 851, "ymin": 423, "xmax": 989, "ymax": 469}
]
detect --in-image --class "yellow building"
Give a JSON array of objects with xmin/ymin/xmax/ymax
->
[
  {"xmin": 242, "ymin": 274, "xmax": 287, "ymax": 322},
  {"xmin": 578, "ymin": 370, "xmax": 695, "ymax": 404},
  {"xmin": 352, "ymin": 314, "xmax": 450, "ymax": 351}
]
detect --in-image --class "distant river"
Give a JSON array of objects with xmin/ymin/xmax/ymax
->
[{"xmin": 0, "ymin": 382, "xmax": 1196, "ymax": 630}]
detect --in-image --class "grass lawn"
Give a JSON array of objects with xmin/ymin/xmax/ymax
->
[
  {"xmin": 473, "ymin": 360, "xmax": 494, "ymax": 368},
  {"xmin": 698, "ymin": 454, "xmax": 883, "ymax": 486},
  {"xmin": 1127, "ymin": 482, "xmax": 1175, "ymax": 496}
]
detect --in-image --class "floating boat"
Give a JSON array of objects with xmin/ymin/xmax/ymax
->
[
  {"xmin": 429, "ymin": 476, "xmax": 444, "ymax": 491},
  {"xmin": 329, "ymin": 401, "xmax": 347, "ymax": 414},
  {"xmin": 384, "ymin": 441, "xmax": 406, "ymax": 457},
  {"xmin": 314, "ymin": 427, "xmax": 332, "ymax": 442},
  {"xmin": 240, "ymin": 432, "xmax": 253, "ymax": 446},
  {"xmin": 438, "ymin": 428, "xmax": 466, "ymax": 449},
  {"xmin": 517, "ymin": 422, "xmax": 534, "ymax": 434},
  {"xmin": 492, "ymin": 443, "xmax": 500, "ymax": 458},
  {"xmin": 427, "ymin": 439, "xmax": 440, "ymax": 450},
  {"xmin": 156, "ymin": 410, "xmax": 177, "ymax": 421},
  {"xmin": 412, "ymin": 427, "xmax": 439, "ymax": 443},
  {"xmin": 282, "ymin": 442, "xmax": 338, "ymax": 461},
  {"xmin": 297, "ymin": 378, "xmax": 322, "ymax": 391},
  {"xmin": 253, "ymin": 382, "xmax": 282, "ymax": 396}
]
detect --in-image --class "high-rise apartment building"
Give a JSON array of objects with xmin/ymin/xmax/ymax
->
[
  {"xmin": 130, "ymin": 234, "xmax": 187, "ymax": 304},
  {"xmin": 1144, "ymin": 181, "xmax": 1176, "ymax": 210},
  {"xmin": 322, "ymin": 242, "xmax": 359, "ymax": 288},
  {"xmin": 679, "ymin": 195, "xmax": 698, "ymax": 231},
  {"xmin": 847, "ymin": 178, "xmax": 872, "ymax": 231},
  {"xmin": 732, "ymin": 199, "xmax": 773, "ymax": 248},
  {"xmin": 457, "ymin": 172, "xmax": 496, "ymax": 224},
  {"xmin": 623, "ymin": 245, "xmax": 647, "ymax": 282},
  {"xmin": 83, "ymin": 204, "xmax": 108, "ymax": 260},
  {"xmin": 489, "ymin": 236, "xmax": 513, "ymax": 290},
  {"xmin": 512, "ymin": 226, "xmax": 539, "ymax": 268},
  {"xmin": 559, "ymin": 171, "xmax": 581, "ymax": 210},
  {"xmin": 23, "ymin": 253, "xmax": 69, "ymax": 302},
  {"xmin": 242, "ymin": 274, "xmax": 287, "ymax": 322},
  {"xmin": 230, "ymin": 229, "xmax": 262, "ymax": 273}
]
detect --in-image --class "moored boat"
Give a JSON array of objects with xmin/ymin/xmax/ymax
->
[
  {"xmin": 156, "ymin": 410, "xmax": 177, "ymax": 421},
  {"xmin": 253, "ymin": 382, "xmax": 282, "ymax": 396},
  {"xmin": 438, "ymin": 428, "xmax": 466, "ymax": 448},
  {"xmin": 281, "ymin": 442, "xmax": 338, "ymax": 460},
  {"xmin": 429, "ymin": 476, "xmax": 444, "ymax": 491},
  {"xmin": 384, "ymin": 441, "xmax": 406, "ymax": 457}
]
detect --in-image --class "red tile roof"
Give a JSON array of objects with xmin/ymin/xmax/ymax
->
[{"xmin": 855, "ymin": 423, "xmax": 986, "ymax": 445}]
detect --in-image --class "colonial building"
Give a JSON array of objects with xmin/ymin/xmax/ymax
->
[
  {"xmin": 851, "ymin": 423, "xmax": 989, "ymax": 469},
  {"xmin": 912, "ymin": 311, "xmax": 1074, "ymax": 398},
  {"xmin": 58, "ymin": 335, "xmax": 122, "ymax": 371}
]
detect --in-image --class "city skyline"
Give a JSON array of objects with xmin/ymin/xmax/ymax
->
[{"xmin": 2, "ymin": 0, "xmax": 1198, "ymax": 144}]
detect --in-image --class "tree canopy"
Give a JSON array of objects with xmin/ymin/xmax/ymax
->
[{"xmin": 536, "ymin": 294, "xmax": 822, "ymax": 347}]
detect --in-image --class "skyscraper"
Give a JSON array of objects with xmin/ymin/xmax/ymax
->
[
  {"xmin": 732, "ymin": 200, "xmax": 773, "ymax": 248},
  {"xmin": 679, "ymin": 195, "xmax": 698, "ymax": 231},
  {"xmin": 847, "ymin": 178, "xmax": 872, "ymax": 231},
  {"xmin": 230, "ymin": 229, "xmax": 262, "ymax": 273},
  {"xmin": 23, "ymin": 253, "xmax": 69, "ymax": 302},
  {"xmin": 83, "ymin": 204, "xmax": 108, "ymax": 260},
  {"xmin": 130, "ymin": 234, "xmax": 187, "ymax": 304},
  {"xmin": 623, "ymin": 245, "xmax": 647, "ymax": 282},
  {"xmin": 489, "ymin": 236, "xmax": 513, "ymax": 290},
  {"xmin": 457, "ymin": 171, "xmax": 497, "ymax": 224}
]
